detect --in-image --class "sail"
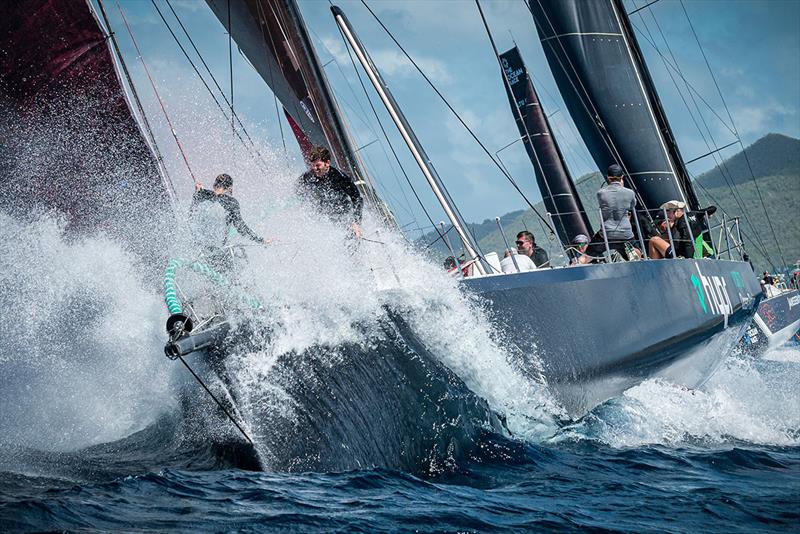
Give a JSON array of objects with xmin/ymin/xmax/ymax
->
[
  {"xmin": 499, "ymin": 46, "xmax": 592, "ymax": 244},
  {"xmin": 0, "ymin": 0, "xmax": 173, "ymax": 262},
  {"xmin": 527, "ymin": 0, "xmax": 699, "ymax": 212},
  {"xmin": 205, "ymin": 0, "xmax": 381, "ymax": 207}
]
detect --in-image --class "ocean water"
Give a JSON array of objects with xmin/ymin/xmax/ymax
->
[{"xmin": 0, "ymin": 211, "xmax": 797, "ymax": 533}]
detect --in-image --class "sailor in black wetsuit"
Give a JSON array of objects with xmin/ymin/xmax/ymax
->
[
  {"xmin": 298, "ymin": 145, "xmax": 364, "ymax": 238},
  {"xmin": 190, "ymin": 173, "xmax": 264, "ymax": 270}
]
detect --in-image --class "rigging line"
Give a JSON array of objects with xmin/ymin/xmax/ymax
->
[
  {"xmin": 627, "ymin": 0, "xmax": 661, "ymax": 17},
  {"xmin": 633, "ymin": 1, "xmax": 775, "ymax": 266},
  {"xmin": 227, "ymin": 0, "xmax": 234, "ymax": 132},
  {"xmin": 332, "ymin": 90, "xmax": 417, "ymax": 221},
  {"xmin": 151, "ymin": 1, "xmax": 269, "ymax": 171},
  {"xmin": 251, "ymin": 1, "xmax": 292, "ymax": 158},
  {"xmin": 116, "ymin": 0, "xmax": 197, "ymax": 184},
  {"xmin": 176, "ymin": 355, "xmax": 254, "ymax": 445},
  {"xmin": 684, "ymin": 141, "xmax": 739, "ymax": 166},
  {"xmin": 95, "ymin": 0, "xmax": 179, "ymax": 207},
  {"xmin": 628, "ymin": 19, "xmax": 736, "ymax": 137},
  {"xmin": 425, "ymin": 223, "xmax": 456, "ymax": 250},
  {"xmin": 331, "ymin": 3, "xmax": 445, "ymax": 245},
  {"xmin": 679, "ymin": 0, "xmax": 786, "ymax": 267},
  {"xmin": 360, "ymin": 0, "xmax": 555, "ymax": 233},
  {"xmin": 693, "ymin": 176, "xmax": 775, "ymax": 267},
  {"xmin": 314, "ymin": 36, "xmax": 416, "ymax": 221},
  {"xmin": 476, "ymin": 0, "xmax": 569, "ymax": 241},
  {"xmin": 164, "ymin": 1, "xmax": 267, "ymax": 159}
]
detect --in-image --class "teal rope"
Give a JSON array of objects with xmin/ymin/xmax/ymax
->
[{"xmin": 163, "ymin": 257, "xmax": 263, "ymax": 316}]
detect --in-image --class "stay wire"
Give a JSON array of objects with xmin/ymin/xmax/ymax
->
[
  {"xmin": 227, "ymin": 0, "xmax": 235, "ymax": 132},
  {"xmin": 361, "ymin": 0, "xmax": 555, "ymax": 233},
  {"xmin": 679, "ymin": 0, "xmax": 786, "ymax": 267},
  {"xmin": 163, "ymin": 0, "xmax": 269, "ymax": 164},
  {"xmin": 177, "ymin": 355, "xmax": 254, "ymax": 444},
  {"xmin": 116, "ymin": 1, "xmax": 197, "ymax": 184},
  {"xmin": 152, "ymin": 1, "xmax": 269, "ymax": 171},
  {"xmin": 95, "ymin": 0, "xmax": 179, "ymax": 207}
]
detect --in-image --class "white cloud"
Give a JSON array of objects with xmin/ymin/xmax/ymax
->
[
  {"xmin": 731, "ymin": 100, "xmax": 796, "ymax": 136},
  {"xmin": 319, "ymin": 36, "xmax": 451, "ymax": 85},
  {"xmin": 372, "ymin": 49, "xmax": 451, "ymax": 84}
]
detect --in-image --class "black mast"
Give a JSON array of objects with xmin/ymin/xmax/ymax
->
[{"xmin": 499, "ymin": 46, "xmax": 593, "ymax": 244}]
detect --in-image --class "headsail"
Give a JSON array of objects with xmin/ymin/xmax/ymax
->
[
  {"xmin": 0, "ymin": 0, "xmax": 174, "ymax": 264},
  {"xmin": 499, "ymin": 46, "xmax": 592, "ymax": 244},
  {"xmin": 205, "ymin": 0, "xmax": 384, "ymax": 213},
  {"xmin": 527, "ymin": 0, "xmax": 699, "ymax": 212}
]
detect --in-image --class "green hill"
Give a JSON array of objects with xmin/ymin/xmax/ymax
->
[{"xmin": 419, "ymin": 133, "xmax": 800, "ymax": 272}]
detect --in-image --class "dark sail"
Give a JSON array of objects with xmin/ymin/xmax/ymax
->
[
  {"xmin": 205, "ymin": 0, "xmax": 382, "ymax": 208},
  {"xmin": 499, "ymin": 46, "xmax": 592, "ymax": 244},
  {"xmin": 527, "ymin": 0, "xmax": 699, "ymax": 212},
  {"xmin": 0, "ymin": 0, "xmax": 174, "ymax": 264}
]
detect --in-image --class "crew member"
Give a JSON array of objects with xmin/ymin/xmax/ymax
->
[
  {"xmin": 569, "ymin": 234, "xmax": 593, "ymax": 265},
  {"xmin": 588, "ymin": 163, "xmax": 640, "ymax": 260},
  {"xmin": 298, "ymin": 145, "xmax": 364, "ymax": 238},
  {"xmin": 191, "ymin": 173, "xmax": 265, "ymax": 247},
  {"xmin": 513, "ymin": 230, "xmax": 549, "ymax": 267}
]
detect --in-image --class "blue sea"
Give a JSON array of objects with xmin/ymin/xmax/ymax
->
[{"xmin": 1, "ymin": 214, "xmax": 798, "ymax": 533}]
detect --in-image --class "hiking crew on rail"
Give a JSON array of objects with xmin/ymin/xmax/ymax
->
[{"xmin": 298, "ymin": 145, "xmax": 364, "ymax": 239}]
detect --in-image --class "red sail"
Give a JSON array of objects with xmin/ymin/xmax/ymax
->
[{"xmin": 0, "ymin": 0, "xmax": 173, "ymax": 261}]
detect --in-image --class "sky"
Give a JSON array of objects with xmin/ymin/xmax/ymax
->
[{"xmin": 101, "ymin": 0, "xmax": 800, "ymax": 239}]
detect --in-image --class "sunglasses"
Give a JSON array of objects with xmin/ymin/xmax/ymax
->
[{"xmin": 515, "ymin": 240, "xmax": 527, "ymax": 246}]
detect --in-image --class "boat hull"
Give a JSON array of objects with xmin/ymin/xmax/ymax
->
[
  {"xmin": 739, "ymin": 289, "xmax": 800, "ymax": 353},
  {"xmin": 462, "ymin": 259, "xmax": 761, "ymax": 416}
]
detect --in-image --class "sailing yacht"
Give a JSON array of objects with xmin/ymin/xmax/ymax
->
[
  {"xmin": 0, "ymin": 0, "xmax": 765, "ymax": 427},
  {"xmin": 330, "ymin": 1, "xmax": 762, "ymax": 415}
]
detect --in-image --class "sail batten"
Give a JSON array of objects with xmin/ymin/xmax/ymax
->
[{"xmin": 528, "ymin": 0, "xmax": 699, "ymax": 213}]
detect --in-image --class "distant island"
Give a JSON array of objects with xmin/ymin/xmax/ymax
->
[{"xmin": 418, "ymin": 133, "xmax": 800, "ymax": 274}]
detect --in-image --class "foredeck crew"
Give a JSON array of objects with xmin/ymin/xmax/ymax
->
[
  {"xmin": 190, "ymin": 173, "xmax": 266, "ymax": 271},
  {"xmin": 298, "ymin": 145, "xmax": 364, "ymax": 238}
]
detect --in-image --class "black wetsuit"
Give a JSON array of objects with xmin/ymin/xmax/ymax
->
[
  {"xmin": 298, "ymin": 166, "xmax": 363, "ymax": 223},
  {"xmin": 531, "ymin": 246, "xmax": 549, "ymax": 268},
  {"xmin": 190, "ymin": 189, "xmax": 262, "ymax": 244}
]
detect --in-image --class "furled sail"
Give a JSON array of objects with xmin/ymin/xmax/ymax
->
[
  {"xmin": 0, "ymin": 0, "xmax": 174, "ymax": 263},
  {"xmin": 499, "ymin": 46, "xmax": 592, "ymax": 244},
  {"xmin": 527, "ymin": 0, "xmax": 699, "ymax": 212},
  {"xmin": 205, "ymin": 0, "xmax": 383, "ymax": 210}
]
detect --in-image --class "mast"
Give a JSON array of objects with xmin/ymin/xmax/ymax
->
[
  {"xmin": 527, "ymin": 0, "xmax": 699, "ymax": 212},
  {"xmin": 498, "ymin": 46, "xmax": 593, "ymax": 245},
  {"xmin": 205, "ymin": 0, "xmax": 389, "ymax": 219},
  {"xmin": 331, "ymin": 5, "xmax": 485, "ymax": 273}
]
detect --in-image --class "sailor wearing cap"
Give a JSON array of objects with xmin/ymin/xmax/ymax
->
[
  {"xmin": 569, "ymin": 233, "xmax": 593, "ymax": 265},
  {"xmin": 594, "ymin": 163, "xmax": 640, "ymax": 258},
  {"xmin": 648, "ymin": 199, "xmax": 692, "ymax": 259}
]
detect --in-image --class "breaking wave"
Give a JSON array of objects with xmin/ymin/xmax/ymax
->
[{"xmin": 555, "ymin": 346, "xmax": 800, "ymax": 448}]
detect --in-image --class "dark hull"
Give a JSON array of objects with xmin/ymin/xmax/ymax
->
[
  {"xmin": 172, "ymin": 317, "xmax": 507, "ymax": 473},
  {"xmin": 738, "ymin": 289, "xmax": 800, "ymax": 353},
  {"xmin": 463, "ymin": 259, "xmax": 761, "ymax": 416}
]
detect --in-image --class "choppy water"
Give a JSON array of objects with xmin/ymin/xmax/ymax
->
[{"xmin": 1, "ymin": 212, "xmax": 798, "ymax": 533}]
